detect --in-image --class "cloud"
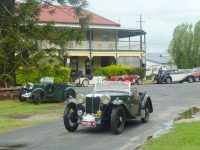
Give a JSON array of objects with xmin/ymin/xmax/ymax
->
[{"xmin": 87, "ymin": 0, "xmax": 200, "ymax": 53}]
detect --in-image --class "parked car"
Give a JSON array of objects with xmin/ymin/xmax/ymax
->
[
  {"xmin": 156, "ymin": 69, "xmax": 195, "ymax": 84},
  {"xmin": 191, "ymin": 67, "xmax": 200, "ymax": 82},
  {"xmin": 75, "ymin": 75, "xmax": 106, "ymax": 87},
  {"xmin": 63, "ymin": 81, "xmax": 153, "ymax": 134},
  {"xmin": 109, "ymin": 75, "xmax": 142, "ymax": 85},
  {"xmin": 19, "ymin": 77, "xmax": 76, "ymax": 105}
]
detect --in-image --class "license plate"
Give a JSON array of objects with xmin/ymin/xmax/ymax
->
[{"xmin": 81, "ymin": 121, "xmax": 96, "ymax": 127}]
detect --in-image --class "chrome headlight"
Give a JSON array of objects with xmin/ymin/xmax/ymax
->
[
  {"xmin": 76, "ymin": 94, "xmax": 85, "ymax": 104},
  {"xmin": 100, "ymin": 95, "xmax": 111, "ymax": 105}
]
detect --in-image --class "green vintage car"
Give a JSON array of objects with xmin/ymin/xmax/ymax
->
[
  {"xmin": 63, "ymin": 81, "xmax": 153, "ymax": 134},
  {"xmin": 19, "ymin": 77, "xmax": 76, "ymax": 105}
]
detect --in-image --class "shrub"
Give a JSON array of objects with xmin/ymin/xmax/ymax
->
[
  {"xmin": 16, "ymin": 65, "xmax": 71, "ymax": 85},
  {"xmin": 94, "ymin": 64, "xmax": 145, "ymax": 79}
]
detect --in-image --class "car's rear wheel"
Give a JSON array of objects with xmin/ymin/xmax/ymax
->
[
  {"xmin": 33, "ymin": 91, "xmax": 43, "ymax": 105},
  {"xmin": 64, "ymin": 104, "xmax": 78, "ymax": 132},
  {"xmin": 111, "ymin": 106, "xmax": 125, "ymax": 135},
  {"xmin": 82, "ymin": 79, "xmax": 89, "ymax": 87},
  {"xmin": 188, "ymin": 76, "xmax": 194, "ymax": 83},
  {"xmin": 65, "ymin": 89, "xmax": 76, "ymax": 100},
  {"xmin": 165, "ymin": 77, "xmax": 172, "ymax": 84},
  {"xmin": 141, "ymin": 101, "xmax": 150, "ymax": 123},
  {"xmin": 137, "ymin": 79, "xmax": 142, "ymax": 85}
]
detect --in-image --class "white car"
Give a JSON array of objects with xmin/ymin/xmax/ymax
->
[
  {"xmin": 75, "ymin": 76, "xmax": 106, "ymax": 87},
  {"xmin": 157, "ymin": 70, "xmax": 195, "ymax": 84}
]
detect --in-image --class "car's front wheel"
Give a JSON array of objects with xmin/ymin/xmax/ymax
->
[
  {"xmin": 165, "ymin": 77, "xmax": 172, "ymax": 84},
  {"xmin": 63, "ymin": 104, "xmax": 78, "ymax": 132},
  {"xmin": 141, "ymin": 101, "xmax": 150, "ymax": 123},
  {"xmin": 33, "ymin": 92, "xmax": 43, "ymax": 105},
  {"xmin": 82, "ymin": 79, "xmax": 89, "ymax": 87},
  {"xmin": 19, "ymin": 89, "xmax": 26, "ymax": 101},
  {"xmin": 111, "ymin": 106, "xmax": 125, "ymax": 135}
]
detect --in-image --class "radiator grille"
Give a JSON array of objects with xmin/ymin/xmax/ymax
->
[{"xmin": 85, "ymin": 97, "xmax": 100, "ymax": 114}]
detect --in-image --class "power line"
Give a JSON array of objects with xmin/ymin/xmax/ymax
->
[{"xmin": 107, "ymin": 9, "xmax": 200, "ymax": 17}]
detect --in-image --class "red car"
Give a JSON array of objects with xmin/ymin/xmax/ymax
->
[
  {"xmin": 191, "ymin": 67, "xmax": 200, "ymax": 82},
  {"xmin": 109, "ymin": 75, "xmax": 142, "ymax": 85}
]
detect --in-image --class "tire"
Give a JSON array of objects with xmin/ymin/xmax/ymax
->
[
  {"xmin": 141, "ymin": 101, "xmax": 150, "ymax": 123},
  {"xmin": 195, "ymin": 77, "xmax": 199, "ymax": 82},
  {"xmin": 137, "ymin": 79, "xmax": 142, "ymax": 85},
  {"xmin": 33, "ymin": 92, "xmax": 43, "ymax": 105},
  {"xmin": 19, "ymin": 89, "xmax": 26, "ymax": 101},
  {"xmin": 165, "ymin": 77, "xmax": 172, "ymax": 84},
  {"xmin": 188, "ymin": 76, "xmax": 194, "ymax": 83},
  {"xmin": 82, "ymin": 79, "xmax": 89, "ymax": 87},
  {"xmin": 65, "ymin": 89, "xmax": 76, "ymax": 100},
  {"xmin": 63, "ymin": 104, "xmax": 78, "ymax": 132},
  {"xmin": 111, "ymin": 106, "xmax": 126, "ymax": 135}
]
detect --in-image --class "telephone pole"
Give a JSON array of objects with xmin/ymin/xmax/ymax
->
[{"xmin": 136, "ymin": 14, "xmax": 145, "ymax": 50}]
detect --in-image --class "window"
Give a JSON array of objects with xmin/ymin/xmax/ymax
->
[{"xmin": 101, "ymin": 32, "xmax": 109, "ymax": 41}]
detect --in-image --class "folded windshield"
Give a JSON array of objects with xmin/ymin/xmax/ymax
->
[{"xmin": 94, "ymin": 81, "xmax": 130, "ymax": 92}]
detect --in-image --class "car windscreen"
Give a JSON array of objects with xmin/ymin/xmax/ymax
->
[{"xmin": 94, "ymin": 81, "xmax": 130, "ymax": 93}]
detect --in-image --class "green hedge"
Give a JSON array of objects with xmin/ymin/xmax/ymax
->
[
  {"xmin": 16, "ymin": 65, "xmax": 71, "ymax": 85},
  {"xmin": 94, "ymin": 64, "xmax": 145, "ymax": 79}
]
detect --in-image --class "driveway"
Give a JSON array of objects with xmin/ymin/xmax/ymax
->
[{"xmin": 0, "ymin": 82, "xmax": 200, "ymax": 150}]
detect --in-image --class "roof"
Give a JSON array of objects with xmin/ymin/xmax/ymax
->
[
  {"xmin": 39, "ymin": 5, "xmax": 120, "ymax": 27},
  {"xmin": 146, "ymin": 53, "xmax": 171, "ymax": 64}
]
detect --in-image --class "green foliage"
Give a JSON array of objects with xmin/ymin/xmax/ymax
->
[
  {"xmin": 94, "ymin": 64, "xmax": 145, "ymax": 79},
  {"xmin": 0, "ymin": 0, "xmax": 89, "ymax": 87},
  {"xmin": 54, "ymin": 66, "xmax": 71, "ymax": 83},
  {"xmin": 16, "ymin": 65, "xmax": 71, "ymax": 85},
  {"xmin": 168, "ymin": 21, "xmax": 200, "ymax": 68}
]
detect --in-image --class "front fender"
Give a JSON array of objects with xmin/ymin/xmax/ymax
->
[
  {"xmin": 141, "ymin": 94, "xmax": 153, "ymax": 113},
  {"xmin": 32, "ymin": 88, "xmax": 45, "ymax": 95}
]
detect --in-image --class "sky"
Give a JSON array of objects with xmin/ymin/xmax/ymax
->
[{"xmin": 86, "ymin": 0, "xmax": 200, "ymax": 53}]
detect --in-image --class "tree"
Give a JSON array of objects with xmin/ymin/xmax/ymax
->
[
  {"xmin": 0, "ymin": 0, "xmax": 89, "ymax": 87},
  {"xmin": 168, "ymin": 21, "xmax": 200, "ymax": 68}
]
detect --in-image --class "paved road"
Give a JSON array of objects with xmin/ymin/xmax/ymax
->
[{"xmin": 1, "ymin": 82, "xmax": 200, "ymax": 150}]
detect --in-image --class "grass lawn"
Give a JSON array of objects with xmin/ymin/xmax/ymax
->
[
  {"xmin": 0, "ymin": 100, "xmax": 64, "ymax": 133},
  {"xmin": 143, "ymin": 121, "xmax": 200, "ymax": 150}
]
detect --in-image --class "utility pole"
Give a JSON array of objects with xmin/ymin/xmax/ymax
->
[
  {"xmin": 136, "ymin": 14, "xmax": 145, "ymax": 50},
  {"xmin": 136, "ymin": 14, "xmax": 145, "ymax": 68}
]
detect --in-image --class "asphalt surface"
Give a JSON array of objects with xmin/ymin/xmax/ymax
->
[{"xmin": 1, "ymin": 82, "xmax": 200, "ymax": 150}]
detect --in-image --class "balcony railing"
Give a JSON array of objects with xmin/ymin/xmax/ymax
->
[{"xmin": 39, "ymin": 41, "xmax": 145, "ymax": 51}]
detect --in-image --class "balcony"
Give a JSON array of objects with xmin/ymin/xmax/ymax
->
[{"xmin": 39, "ymin": 41, "xmax": 145, "ymax": 51}]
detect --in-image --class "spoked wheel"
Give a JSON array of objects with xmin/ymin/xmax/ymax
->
[
  {"xmin": 65, "ymin": 89, "xmax": 76, "ymax": 100},
  {"xmin": 195, "ymin": 77, "xmax": 200, "ymax": 82},
  {"xmin": 19, "ymin": 89, "xmax": 26, "ymax": 101},
  {"xmin": 137, "ymin": 79, "xmax": 142, "ymax": 85},
  {"xmin": 165, "ymin": 77, "xmax": 172, "ymax": 84},
  {"xmin": 111, "ymin": 106, "xmax": 125, "ymax": 135},
  {"xmin": 141, "ymin": 101, "xmax": 150, "ymax": 123},
  {"xmin": 82, "ymin": 79, "xmax": 89, "ymax": 87},
  {"xmin": 63, "ymin": 104, "xmax": 79, "ymax": 132},
  {"xmin": 33, "ymin": 92, "xmax": 43, "ymax": 105}
]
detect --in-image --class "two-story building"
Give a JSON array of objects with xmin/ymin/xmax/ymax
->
[{"xmin": 39, "ymin": 5, "xmax": 146, "ymax": 76}]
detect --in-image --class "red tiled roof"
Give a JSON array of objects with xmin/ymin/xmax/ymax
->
[{"xmin": 39, "ymin": 5, "xmax": 120, "ymax": 27}]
